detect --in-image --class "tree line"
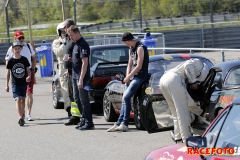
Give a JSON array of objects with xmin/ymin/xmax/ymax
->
[{"xmin": 0, "ymin": 0, "xmax": 240, "ymax": 31}]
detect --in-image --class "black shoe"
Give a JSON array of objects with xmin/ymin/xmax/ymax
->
[
  {"xmin": 18, "ymin": 118, "xmax": 24, "ymax": 126},
  {"xmin": 64, "ymin": 117, "xmax": 80, "ymax": 126},
  {"xmin": 175, "ymin": 139, "xmax": 183, "ymax": 144},
  {"xmin": 79, "ymin": 123, "xmax": 95, "ymax": 130},
  {"xmin": 75, "ymin": 119, "xmax": 85, "ymax": 129}
]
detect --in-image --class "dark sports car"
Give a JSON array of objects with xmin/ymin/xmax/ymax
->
[
  {"xmin": 103, "ymin": 54, "xmax": 213, "ymax": 130},
  {"xmin": 140, "ymin": 59, "xmax": 240, "ymax": 136},
  {"xmin": 145, "ymin": 97, "xmax": 240, "ymax": 160},
  {"xmin": 52, "ymin": 44, "xmax": 129, "ymax": 109},
  {"xmin": 207, "ymin": 60, "xmax": 240, "ymax": 121}
]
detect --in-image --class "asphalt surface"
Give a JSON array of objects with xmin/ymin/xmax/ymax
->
[
  {"xmin": 0, "ymin": 51, "xmax": 239, "ymax": 160},
  {"xmin": 0, "ymin": 64, "xmax": 174, "ymax": 160}
]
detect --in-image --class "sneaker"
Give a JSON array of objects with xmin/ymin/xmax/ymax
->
[
  {"xmin": 107, "ymin": 122, "xmax": 119, "ymax": 132},
  {"xmin": 79, "ymin": 123, "xmax": 95, "ymax": 130},
  {"xmin": 75, "ymin": 119, "xmax": 85, "ymax": 129},
  {"xmin": 27, "ymin": 115, "xmax": 34, "ymax": 121},
  {"xmin": 115, "ymin": 122, "xmax": 129, "ymax": 132},
  {"xmin": 18, "ymin": 118, "xmax": 24, "ymax": 126},
  {"xmin": 64, "ymin": 117, "xmax": 80, "ymax": 126}
]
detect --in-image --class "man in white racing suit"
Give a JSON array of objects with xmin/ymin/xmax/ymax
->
[
  {"xmin": 52, "ymin": 22, "xmax": 72, "ymax": 116},
  {"xmin": 159, "ymin": 58, "xmax": 209, "ymax": 143}
]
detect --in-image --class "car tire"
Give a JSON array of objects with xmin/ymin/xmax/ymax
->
[
  {"xmin": 133, "ymin": 95, "xmax": 145, "ymax": 130},
  {"xmin": 103, "ymin": 90, "xmax": 118, "ymax": 122},
  {"xmin": 52, "ymin": 82, "xmax": 64, "ymax": 109}
]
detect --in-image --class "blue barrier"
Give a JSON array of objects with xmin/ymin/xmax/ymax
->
[
  {"xmin": 141, "ymin": 32, "xmax": 157, "ymax": 56},
  {"xmin": 36, "ymin": 40, "xmax": 53, "ymax": 77}
]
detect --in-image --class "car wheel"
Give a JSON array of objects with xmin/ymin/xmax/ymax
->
[
  {"xmin": 52, "ymin": 83, "xmax": 64, "ymax": 109},
  {"xmin": 103, "ymin": 90, "xmax": 118, "ymax": 122},
  {"xmin": 133, "ymin": 95, "xmax": 145, "ymax": 130}
]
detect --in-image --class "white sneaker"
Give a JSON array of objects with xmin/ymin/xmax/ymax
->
[
  {"xmin": 27, "ymin": 115, "xmax": 34, "ymax": 121},
  {"xmin": 115, "ymin": 122, "xmax": 129, "ymax": 132},
  {"xmin": 107, "ymin": 122, "xmax": 119, "ymax": 132}
]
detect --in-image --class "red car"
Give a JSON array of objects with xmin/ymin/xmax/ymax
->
[{"xmin": 145, "ymin": 97, "xmax": 240, "ymax": 160}]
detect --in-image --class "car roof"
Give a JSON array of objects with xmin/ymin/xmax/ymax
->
[
  {"xmin": 90, "ymin": 44, "xmax": 127, "ymax": 50},
  {"xmin": 149, "ymin": 54, "xmax": 208, "ymax": 62},
  {"xmin": 213, "ymin": 60, "xmax": 240, "ymax": 77}
]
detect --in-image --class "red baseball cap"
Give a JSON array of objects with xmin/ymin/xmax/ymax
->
[{"xmin": 14, "ymin": 30, "xmax": 24, "ymax": 39}]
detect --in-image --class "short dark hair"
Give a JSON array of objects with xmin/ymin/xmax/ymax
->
[
  {"xmin": 67, "ymin": 25, "xmax": 80, "ymax": 34},
  {"xmin": 63, "ymin": 19, "xmax": 75, "ymax": 28},
  {"xmin": 122, "ymin": 32, "xmax": 138, "ymax": 41}
]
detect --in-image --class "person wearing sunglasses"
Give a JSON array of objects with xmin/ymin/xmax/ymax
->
[{"xmin": 5, "ymin": 30, "xmax": 36, "ymax": 122}]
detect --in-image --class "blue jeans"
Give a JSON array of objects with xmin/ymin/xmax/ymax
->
[
  {"xmin": 117, "ymin": 77, "xmax": 145, "ymax": 126},
  {"xmin": 72, "ymin": 79, "xmax": 93, "ymax": 124}
]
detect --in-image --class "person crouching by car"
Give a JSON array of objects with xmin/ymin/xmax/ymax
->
[
  {"xmin": 52, "ymin": 22, "xmax": 73, "ymax": 119},
  {"xmin": 6, "ymin": 41, "xmax": 31, "ymax": 126},
  {"xmin": 107, "ymin": 32, "xmax": 149, "ymax": 132},
  {"xmin": 159, "ymin": 58, "xmax": 209, "ymax": 143}
]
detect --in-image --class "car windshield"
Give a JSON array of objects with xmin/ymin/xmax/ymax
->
[
  {"xmin": 203, "ymin": 105, "xmax": 240, "ymax": 157},
  {"xmin": 147, "ymin": 58, "xmax": 211, "ymax": 94},
  {"xmin": 91, "ymin": 48, "xmax": 129, "ymax": 66},
  {"xmin": 225, "ymin": 67, "xmax": 240, "ymax": 87},
  {"xmin": 214, "ymin": 105, "xmax": 240, "ymax": 151}
]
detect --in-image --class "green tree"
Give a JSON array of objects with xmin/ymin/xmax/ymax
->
[{"xmin": 99, "ymin": 2, "xmax": 123, "ymax": 20}]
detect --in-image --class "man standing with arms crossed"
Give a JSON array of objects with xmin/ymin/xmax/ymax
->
[{"xmin": 5, "ymin": 30, "xmax": 36, "ymax": 121}]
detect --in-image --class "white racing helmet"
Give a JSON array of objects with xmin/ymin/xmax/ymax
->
[
  {"xmin": 56, "ymin": 22, "xmax": 65, "ymax": 36},
  {"xmin": 198, "ymin": 63, "xmax": 210, "ymax": 82}
]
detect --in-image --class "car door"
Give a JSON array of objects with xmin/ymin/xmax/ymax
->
[
  {"xmin": 109, "ymin": 81, "xmax": 125, "ymax": 110},
  {"xmin": 140, "ymin": 94, "xmax": 174, "ymax": 133}
]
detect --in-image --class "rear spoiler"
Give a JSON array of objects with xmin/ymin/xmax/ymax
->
[{"xmin": 90, "ymin": 61, "xmax": 128, "ymax": 76}]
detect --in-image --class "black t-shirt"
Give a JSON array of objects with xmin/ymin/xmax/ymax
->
[
  {"xmin": 72, "ymin": 37, "xmax": 90, "ymax": 85},
  {"xmin": 7, "ymin": 56, "xmax": 30, "ymax": 85}
]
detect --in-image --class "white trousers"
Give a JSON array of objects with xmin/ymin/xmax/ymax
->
[
  {"xmin": 159, "ymin": 72, "xmax": 202, "ymax": 142},
  {"xmin": 58, "ymin": 62, "xmax": 71, "ymax": 110}
]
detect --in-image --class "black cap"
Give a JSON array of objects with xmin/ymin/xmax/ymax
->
[
  {"xmin": 12, "ymin": 41, "xmax": 23, "ymax": 48},
  {"xmin": 122, "ymin": 32, "xmax": 138, "ymax": 41}
]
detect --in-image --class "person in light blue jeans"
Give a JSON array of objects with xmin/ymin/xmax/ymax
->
[
  {"xmin": 116, "ymin": 77, "xmax": 146, "ymax": 126},
  {"xmin": 107, "ymin": 32, "xmax": 149, "ymax": 132}
]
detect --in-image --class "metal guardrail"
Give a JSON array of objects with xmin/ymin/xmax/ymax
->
[
  {"xmin": 80, "ymin": 14, "xmax": 240, "ymax": 32},
  {"xmin": 150, "ymin": 47, "xmax": 240, "ymax": 62}
]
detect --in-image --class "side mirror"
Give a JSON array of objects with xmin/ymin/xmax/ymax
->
[
  {"xmin": 186, "ymin": 136, "xmax": 207, "ymax": 148},
  {"xmin": 57, "ymin": 64, "xmax": 59, "ymax": 69}
]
